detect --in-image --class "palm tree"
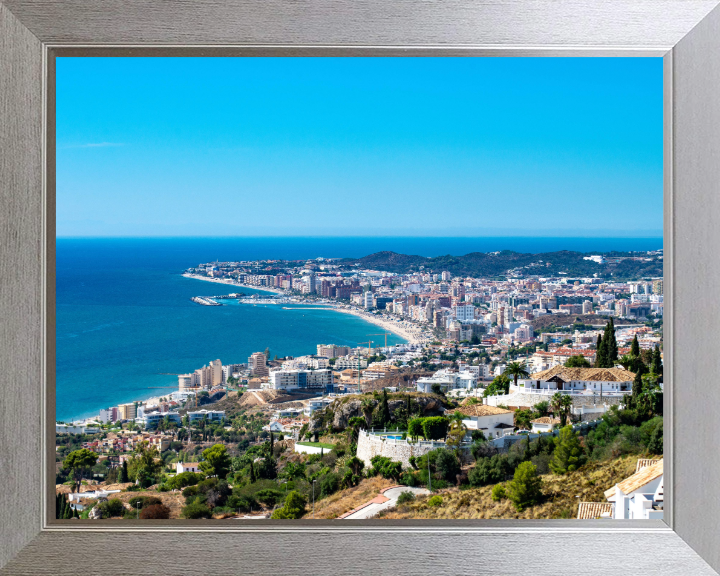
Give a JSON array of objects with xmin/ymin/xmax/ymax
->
[
  {"xmin": 550, "ymin": 392, "xmax": 573, "ymax": 427},
  {"xmin": 503, "ymin": 361, "xmax": 530, "ymax": 387}
]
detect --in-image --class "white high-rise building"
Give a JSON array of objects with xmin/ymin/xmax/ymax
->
[
  {"xmin": 453, "ymin": 303, "xmax": 475, "ymax": 322},
  {"xmin": 364, "ymin": 291, "xmax": 374, "ymax": 309}
]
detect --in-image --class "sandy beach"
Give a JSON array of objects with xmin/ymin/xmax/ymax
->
[{"xmin": 329, "ymin": 306, "xmax": 431, "ymax": 345}]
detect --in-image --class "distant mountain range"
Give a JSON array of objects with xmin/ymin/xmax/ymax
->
[{"xmin": 340, "ymin": 250, "xmax": 663, "ymax": 280}]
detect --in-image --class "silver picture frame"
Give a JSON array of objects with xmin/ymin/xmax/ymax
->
[{"xmin": 2, "ymin": 1, "xmax": 720, "ymax": 574}]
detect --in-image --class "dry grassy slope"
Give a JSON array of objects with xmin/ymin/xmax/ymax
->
[
  {"xmin": 308, "ymin": 476, "xmax": 397, "ymax": 520},
  {"xmin": 376, "ymin": 455, "xmax": 640, "ymax": 520}
]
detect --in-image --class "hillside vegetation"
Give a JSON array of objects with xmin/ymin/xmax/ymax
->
[
  {"xmin": 340, "ymin": 250, "xmax": 662, "ymax": 280},
  {"xmin": 376, "ymin": 455, "xmax": 639, "ymax": 520}
]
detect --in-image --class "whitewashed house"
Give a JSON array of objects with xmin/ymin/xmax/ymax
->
[
  {"xmin": 416, "ymin": 368, "xmax": 477, "ymax": 393},
  {"xmin": 447, "ymin": 404, "xmax": 515, "ymax": 439},
  {"xmin": 176, "ymin": 462, "xmax": 201, "ymax": 474},
  {"xmin": 520, "ymin": 366, "xmax": 634, "ymax": 395},
  {"xmin": 605, "ymin": 459, "xmax": 664, "ymax": 520},
  {"xmin": 530, "ymin": 416, "xmax": 562, "ymax": 434}
]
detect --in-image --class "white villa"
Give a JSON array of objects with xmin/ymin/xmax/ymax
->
[
  {"xmin": 530, "ymin": 416, "xmax": 562, "ymax": 434},
  {"xmin": 416, "ymin": 368, "xmax": 477, "ymax": 393},
  {"xmin": 578, "ymin": 459, "xmax": 663, "ymax": 520},
  {"xmin": 520, "ymin": 366, "xmax": 635, "ymax": 395},
  {"xmin": 447, "ymin": 404, "xmax": 516, "ymax": 439},
  {"xmin": 176, "ymin": 462, "xmax": 201, "ymax": 474}
]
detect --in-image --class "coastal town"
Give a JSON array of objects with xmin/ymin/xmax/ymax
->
[{"xmin": 56, "ymin": 249, "xmax": 663, "ymax": 521}]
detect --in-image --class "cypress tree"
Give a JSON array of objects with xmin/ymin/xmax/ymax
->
[
  {"xmin": 56, "ymin": 493, "xmax": 62, "ymax": 519},
  {"xmin": 630, "ymin": 363, "xmax": 647, "ymax": 407},
  {"xmin": 249, "ymin": 461, "xmax": 256, "ymax": 483},
  {"xmin": 630, "ymin": 334, "xmax": 640, "ymax": 357},
  {"xmin": 119, "ymin": 460, "xmax": 129, "ymax": 483},
  {"xmin": 605, "ymin": 318, "xmax": 618, "ymax": 365},
  {"xmin": 651, "ymin": 345, "xmax": 663, "ymax": 377},
  {"xmin": 269, "ymin": 431, "xmax": 274, "ymax": 458},
  {"xmin": 63, "ymin": 499, "xmax": 73, "ymax": 519},
  {"xmin": 379, "ymin": 389, "xmax": 391, "ymax": 427},
  {"xmin": 594, "ymin": 334, "xmax": 605, "ymax": 368}
]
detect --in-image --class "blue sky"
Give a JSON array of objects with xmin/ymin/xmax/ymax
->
[{"xmin": 56, "ymin": 57, "xmax": 663, "ymax": 237}]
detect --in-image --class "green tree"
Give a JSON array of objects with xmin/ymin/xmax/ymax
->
[
  {"xmin": 378, "ymin": 389, "xmax": 391, "ymax": 427},
  {"xmin": 361, "ymin": 398, "xmax": 375, "ymax": 428},
  {"xmin": 199, "ymin": 444, "xmax": 232, "ymax": 479},
  {"xmin": 594, "ymin": 333, "xmax": 604, "ymax": 367},
  {"xmin": 565, "ymin": 355, "xmax": 591, "ymax": 368},
  {"xmin": 271, "ymin": 490, "xmax": 307, "ymax": 519},
  {"xmin": 128, "ymin": 442, "xmax": 163, "ymax": 488},
  {"xmin": 596, "ymin": 318, "xmax": 618, "ymax": 367},
  {"xmin": 506, "ymin": 461, "xmax": 543, "ymax": 511},
  {"xmin": 550, "ymin": 426, "xmax": 586, "ymax": 474},
  {"xmin": 503, "ymin": 362, "xmax": 530, "ymax": 387},
  {"xmin": 651, "ymin": 345, "xmax": 663, "ymax": 379},
  {"xmin": 408, "ymin": 417, "xmax": 425, "ymax": 442},
  {"xmin": 119, "ymin": 460, "xmax": 129, "ymax": 483},
  {"xmin": 421, "ymin": 416, "xmax": 450, "ymax": 441},
  {"xmin": 346, "ymin": 416, "xmax": 365, "ymax": 445},
  {"xmin": 630, "ymin": 334, "xmax": 640, "ymax": 357},
  {"xmin": 63, "ymin": 448, "xmax": 98, "ymax": 493}
]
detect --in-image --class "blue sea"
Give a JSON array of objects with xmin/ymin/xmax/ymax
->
[{"xmin": 56, "ymin": 236, "xmax": 662, "ymax": 421}]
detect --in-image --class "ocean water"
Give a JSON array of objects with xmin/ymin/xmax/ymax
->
[{"xmin": 55, "ymin": 236, "xmax": 662, "ymax": 421}]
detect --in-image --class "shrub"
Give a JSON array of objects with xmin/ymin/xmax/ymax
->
[
  {"xmin": 181, "ymin": 501, "xmax": 212, "ymax": 519},
  {"xmin": 427, "ymin": 495, "xmax": 443, "ymax": 507},
  {"xmin": 491, "ymin": 483, "xmax": 507, "ymax": 502},
  {"xmin": 400, "ymin": 471, "xmax": 417, "ymax": 487},
  {"xmin": 470, "ymin": 430, "xmax": 486, "ymax": 443},
  {"xmin": 129, "ymin": 496, "xmax": 162, "ymax": 509},
  {"xmin": 506, "ymin": 461, "xmax": 543, "ymax": 512},
  {"xmin": 227, "ymin": 495, "xmax": 255, "ymax": 512},
  {"xmin": 255, "ymin": 489, "xmax": 284, "ymax": 508},
  {"xmin": 471, "ymin": 441, "xmax": 498, "ymax": 461},
  {"xmin": 369, "ymin": 456, "xmax": 403, "ymax": 481},
  {"xmin": 182, "ymin": 485, "xmax": 198, "ymax": 499},
  {"xmin": 647, "ymin": 421, "xmax": 663, "ymax": 455},
  {"xmin": 530, "ymin": 453, "xmax": 552, "ymax": 475},
  {"xmin": 98, "ymin": 498, "xmax": 125, "ymax": 518},
  {"xmin": 396, "ymin": 491, "xmax": 416, "ymax": 505},
  {"xmin": 319, "ymin": 473, "xmax": 340, "ymax": 498},
  {"xmin": 421, "ymin": 417, "xmax": 450, "ymax": 441},
  {"xmin": 139, "ymin": 504, "xmax": 170, "ymax": 519},
  {"xmin": 469, "ymin": 455, "xmax": 507, "ymax": 487},
  {"xmin": 433, "ymin": 449, "xmax": 461, "ymax": 483},
  {"xmin": 167, "ymin": 471, "xmax": 204, "ymax": 491}
]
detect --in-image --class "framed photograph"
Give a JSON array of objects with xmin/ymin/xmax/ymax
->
[{"xmin": 2, "ymin": 1, "xmax": 720, "ymax": 575}]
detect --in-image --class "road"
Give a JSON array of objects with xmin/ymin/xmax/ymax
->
[{"xmin": 342, "ymin": 486, "xmax": 431, "ymax": 520}]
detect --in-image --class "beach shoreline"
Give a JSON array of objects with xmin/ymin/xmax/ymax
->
[
  {"xmin": 63, "ymin": 272, "xmax": 429, "ymax": 423},
  {"xmin": 182, "ymin": 272, "xmax": 430, "ymax": 345}
]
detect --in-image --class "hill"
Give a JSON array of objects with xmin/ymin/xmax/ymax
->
[
  {"xmin": 375, "ymin": 455, "xmax": 640, "ymax": 520},
  {"xmin": 340, "ymin": 250, "xmax": 662, "ymax": 280}
]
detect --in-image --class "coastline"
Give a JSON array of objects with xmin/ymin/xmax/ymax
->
[
  {"xmin": 64, "ymin": 273, "xmax": 426, "ymax": 424},
  {"xmin": 182, "ymin": 273, "xmax": 285, "ymax": 295},
  {"xmin": 183, "ymin": 272, "xmax": 429, "ymax": 345}
]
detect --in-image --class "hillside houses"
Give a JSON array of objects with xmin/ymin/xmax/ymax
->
[{"xmin": 520, "ymin": 366, "xmax": 635, "ymax": 395}]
